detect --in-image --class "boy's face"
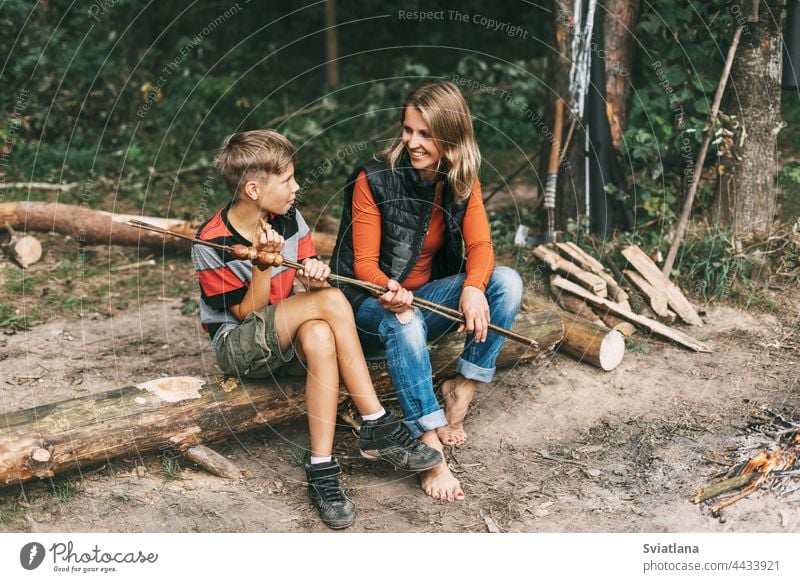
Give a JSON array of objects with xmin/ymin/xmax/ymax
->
[{"xmin": 246, "ymin": 163, "xmax": 299, "ymax": 215}]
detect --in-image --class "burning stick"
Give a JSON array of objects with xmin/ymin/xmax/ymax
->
[{"xmin": 126, "ymin": 220, "xmax": 539, "ymax": 349}]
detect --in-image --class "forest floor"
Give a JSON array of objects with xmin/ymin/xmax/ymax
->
[{"xmin": 0, "ymin": 229, "xmax": 799, "ymax": 533}]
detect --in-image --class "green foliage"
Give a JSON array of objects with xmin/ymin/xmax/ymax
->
[
  {"xmin": 623, "ymin": 1, "xmax": 736, "ymax": 231},
  {"xmin": 674, "ymin": 230, "xmax": 739, "ymax": 301},
  {"xmin": 289, "ymin": 446, "xmax": 310, "ymax": 467},
  {"xmin": 160, "ymin": 452, "xmax": 182, "ymax": 481},
  {"xmin": 1, "ymin": 1, "xmax": 550, "ymax": 219}
]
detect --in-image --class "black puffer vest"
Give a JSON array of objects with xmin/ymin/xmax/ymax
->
[{"xmin": 330, "ymin": 155, "xmax": 470, "ymax": 313}]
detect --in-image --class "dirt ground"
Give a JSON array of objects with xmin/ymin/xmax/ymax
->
[{"xmin": 0, "ymin": 253, "xmax": 799, "ymax": 533}]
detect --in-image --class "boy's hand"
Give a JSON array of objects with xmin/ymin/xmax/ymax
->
[
  {"xmin": 256, "ymin": 218, "xmax": 285, "ymax": 254},
  {"xmin": 298, "ymin": 258, "xmax": 330, "ymax": 288}
]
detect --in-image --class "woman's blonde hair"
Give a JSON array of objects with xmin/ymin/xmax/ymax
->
[{"xmin": 380, "ymin": 81, "xmax": 481, "ymax": 201}]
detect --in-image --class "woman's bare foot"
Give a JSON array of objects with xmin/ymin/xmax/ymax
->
[
  {"xmin": 436, "ymin": 377, "xmax": 477, "ymax": 446},
  {"xmin": 418, "ymin": 431, "xmax": 465, "ymax": 501}
]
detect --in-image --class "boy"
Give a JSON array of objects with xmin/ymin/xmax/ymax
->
[{"xmin": 192, "ymin": 130, "xmax": 441, "ymax": 529}]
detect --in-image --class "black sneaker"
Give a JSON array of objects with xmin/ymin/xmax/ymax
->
[
  {"xmin": 359, "ymin": 411, "xmax": 442, "ymax": 471},
  {"xmin": 305, "ymin": 458, "xmax": 355, "ymax": 529}
]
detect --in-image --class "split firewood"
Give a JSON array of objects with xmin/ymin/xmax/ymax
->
[
  {"xmin": 0, "ymin": 308, "xmax": 563, "ymax": 487},
  {"xmin": 0, "ymin": 202, "xmax": 337, "ymax": 255},
  {"xmin": 2, "ymin": 227, "xmax": 42, "ymax": 268},
  {"xmin": 623, "ymin": 269, "xmax": 670, "ymax": 318},
  {"xmin": 550, "ymin": 276, "xmax": 711, "ymax": 352},
  {"xmin": 533, "ymin": 244, "xmax": 607, "ymax": 297},
  {"xmin": 603, "ymin": 257, "xmax": 659, "ymax": 319},
  {"xmin": 549, "ymin": 282, "xmax": 603, "ymax": 323},
  {"xmin": 622, "ymin": 245, "xmax": 703, "ymax": 326},
  {"xmin": 554, "ymin": 242, "xmax": 629, "ymax": 303}
]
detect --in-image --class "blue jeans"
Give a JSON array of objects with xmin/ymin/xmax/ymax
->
[{"xmin": 355, "ymin": 266, "xmax": 523, "ymax": 438}]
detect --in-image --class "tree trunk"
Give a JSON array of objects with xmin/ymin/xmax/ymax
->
[
  {"xmin": 721, "ymin": 1, "xmax": 785, "ymax": 235},
  {"xmin": 324, "ymin": 0, "xmax": 340, "ymax": 88},
  {"xmin": 603, "ymin": 0, "xmax": 641, "ymax": 150},
  {"xmin": 550, "ymin": 0, "xmax": 586, "ymax": 230},
  {"xmin": 548, "ymin": 0, "xmax": 640, "ymax": 230},
  {"xmin": 0, "ymin": 309, "xmax": 563, "ymax": 487}
]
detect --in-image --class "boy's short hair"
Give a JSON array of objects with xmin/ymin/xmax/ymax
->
[{"xmin": 213, "ymin": 129, "xmax": 297, "ymax": 196}]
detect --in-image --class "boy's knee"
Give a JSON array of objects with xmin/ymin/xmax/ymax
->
[
  {"xmin": 298, "ymin": 321, "xmax": 336, "ymax": 356},
  {"xmin": 317, "ymin": 287, "xmax": 354, "ymax": 319}
]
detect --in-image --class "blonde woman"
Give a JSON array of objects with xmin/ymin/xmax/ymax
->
[{"xmin": 331, "ymin": 82, "xmax": 523, "ymax": 501}]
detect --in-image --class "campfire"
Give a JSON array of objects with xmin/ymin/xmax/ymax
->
[{"xmin": 692, "ymin": 408, "xmax": 800, "ymax": 513}]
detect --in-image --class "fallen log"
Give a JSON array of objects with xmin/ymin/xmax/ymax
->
[
  {"xmin": 560, "ymin": 318, "xmax": 625, "ymax": 371},
  {"xmin": 550, "ymin": 276, "xmax": 711, "ymax": 352},
  {"xmin": 0, "ymin": 309, "xmax": 562, "ymax": 487},
  {"xmin": 0, "ymin": 202, "xmax": 337, "ymax": 255},
  {"xmin": 528, "ymin": 294, "xmax": 625, "ymax": 372}
]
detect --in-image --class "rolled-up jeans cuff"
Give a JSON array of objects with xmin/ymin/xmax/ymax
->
[
  {"xmin": 457, "ymin": 358, "xmax": 495, "ymax": 383},
  {"xmin": 402, "ymin": 409, "xmax": 447, "ymax": 438}
]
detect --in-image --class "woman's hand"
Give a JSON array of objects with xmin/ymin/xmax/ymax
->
[
  {"xmin": 379, "ymin": 279, "xmax": 414, "ymax": 318},
  {"xmin": 297, "ymin": 258, "xmax": 330, "ymax": 288},
  {"xmin": 459, "ymin": 286, "xmax": 490, "ymax": 342}
]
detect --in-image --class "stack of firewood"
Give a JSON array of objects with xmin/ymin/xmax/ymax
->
[{"xmin": 533, "ymin": 242, "xmax": 711, "ymax": 353}]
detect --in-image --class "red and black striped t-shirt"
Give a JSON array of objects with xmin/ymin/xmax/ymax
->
[{"xmin": 192, "ymin": 205, "xmax": 316, "ymax": 343}]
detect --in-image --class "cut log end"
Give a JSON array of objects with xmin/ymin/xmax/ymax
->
[
  {"xmin": 598, "ymin": 330, "xmax": 625, "ymax": 371},
  {"xmin": 7, "ymin": 234, "xmax": 43, "ymax": 268}
]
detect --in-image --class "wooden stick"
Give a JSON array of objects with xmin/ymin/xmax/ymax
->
[
  {"xmin": 691, "ymin": 472, "xmax": 758, "ymax": 504},
  {"xmin": 663, "ymin": 25, "xmax": 744, "ymax": 275},
  {"xmin": 126, "ymin": 220, "xmax": 539, "ymax": 348}
]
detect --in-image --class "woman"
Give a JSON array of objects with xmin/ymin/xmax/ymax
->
[{"xmin": 331, "ymin": 81, "xmax": 523, "ymax": 502}]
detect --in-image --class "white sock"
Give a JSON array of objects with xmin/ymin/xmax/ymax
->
[
  {"xmin": 309, "ymin": 455, "xmax": 332, "ymax": 465},
  {"xmin": 361, "ymin": 408, "xmax": 387, "ymax": 421}
]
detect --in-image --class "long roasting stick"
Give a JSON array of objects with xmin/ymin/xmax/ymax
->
[{"xmin": 127, "ymin": 219, "xmax": 538, "ymax": 348}]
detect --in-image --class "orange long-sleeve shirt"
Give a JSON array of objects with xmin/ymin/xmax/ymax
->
[{"xmin": 351, "ymin": 170, "xmax": 494, "ymax": 292}]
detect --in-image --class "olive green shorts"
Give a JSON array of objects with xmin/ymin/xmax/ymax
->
[{"xmin": 215, "ymin": 303, "xmax": 297, "ymax": 378}]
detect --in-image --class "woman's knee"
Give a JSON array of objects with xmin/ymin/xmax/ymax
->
[
  {"xmin": 490, "ymin": 266, "xmax": 524, "ymax": 308},
  {"xmin": 378, "ymin": 308, "xmax": 428, "ymax": 352},
  {"xmin": 297, "ymin": 320, "xmax": 336, "ymax": 358}
]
